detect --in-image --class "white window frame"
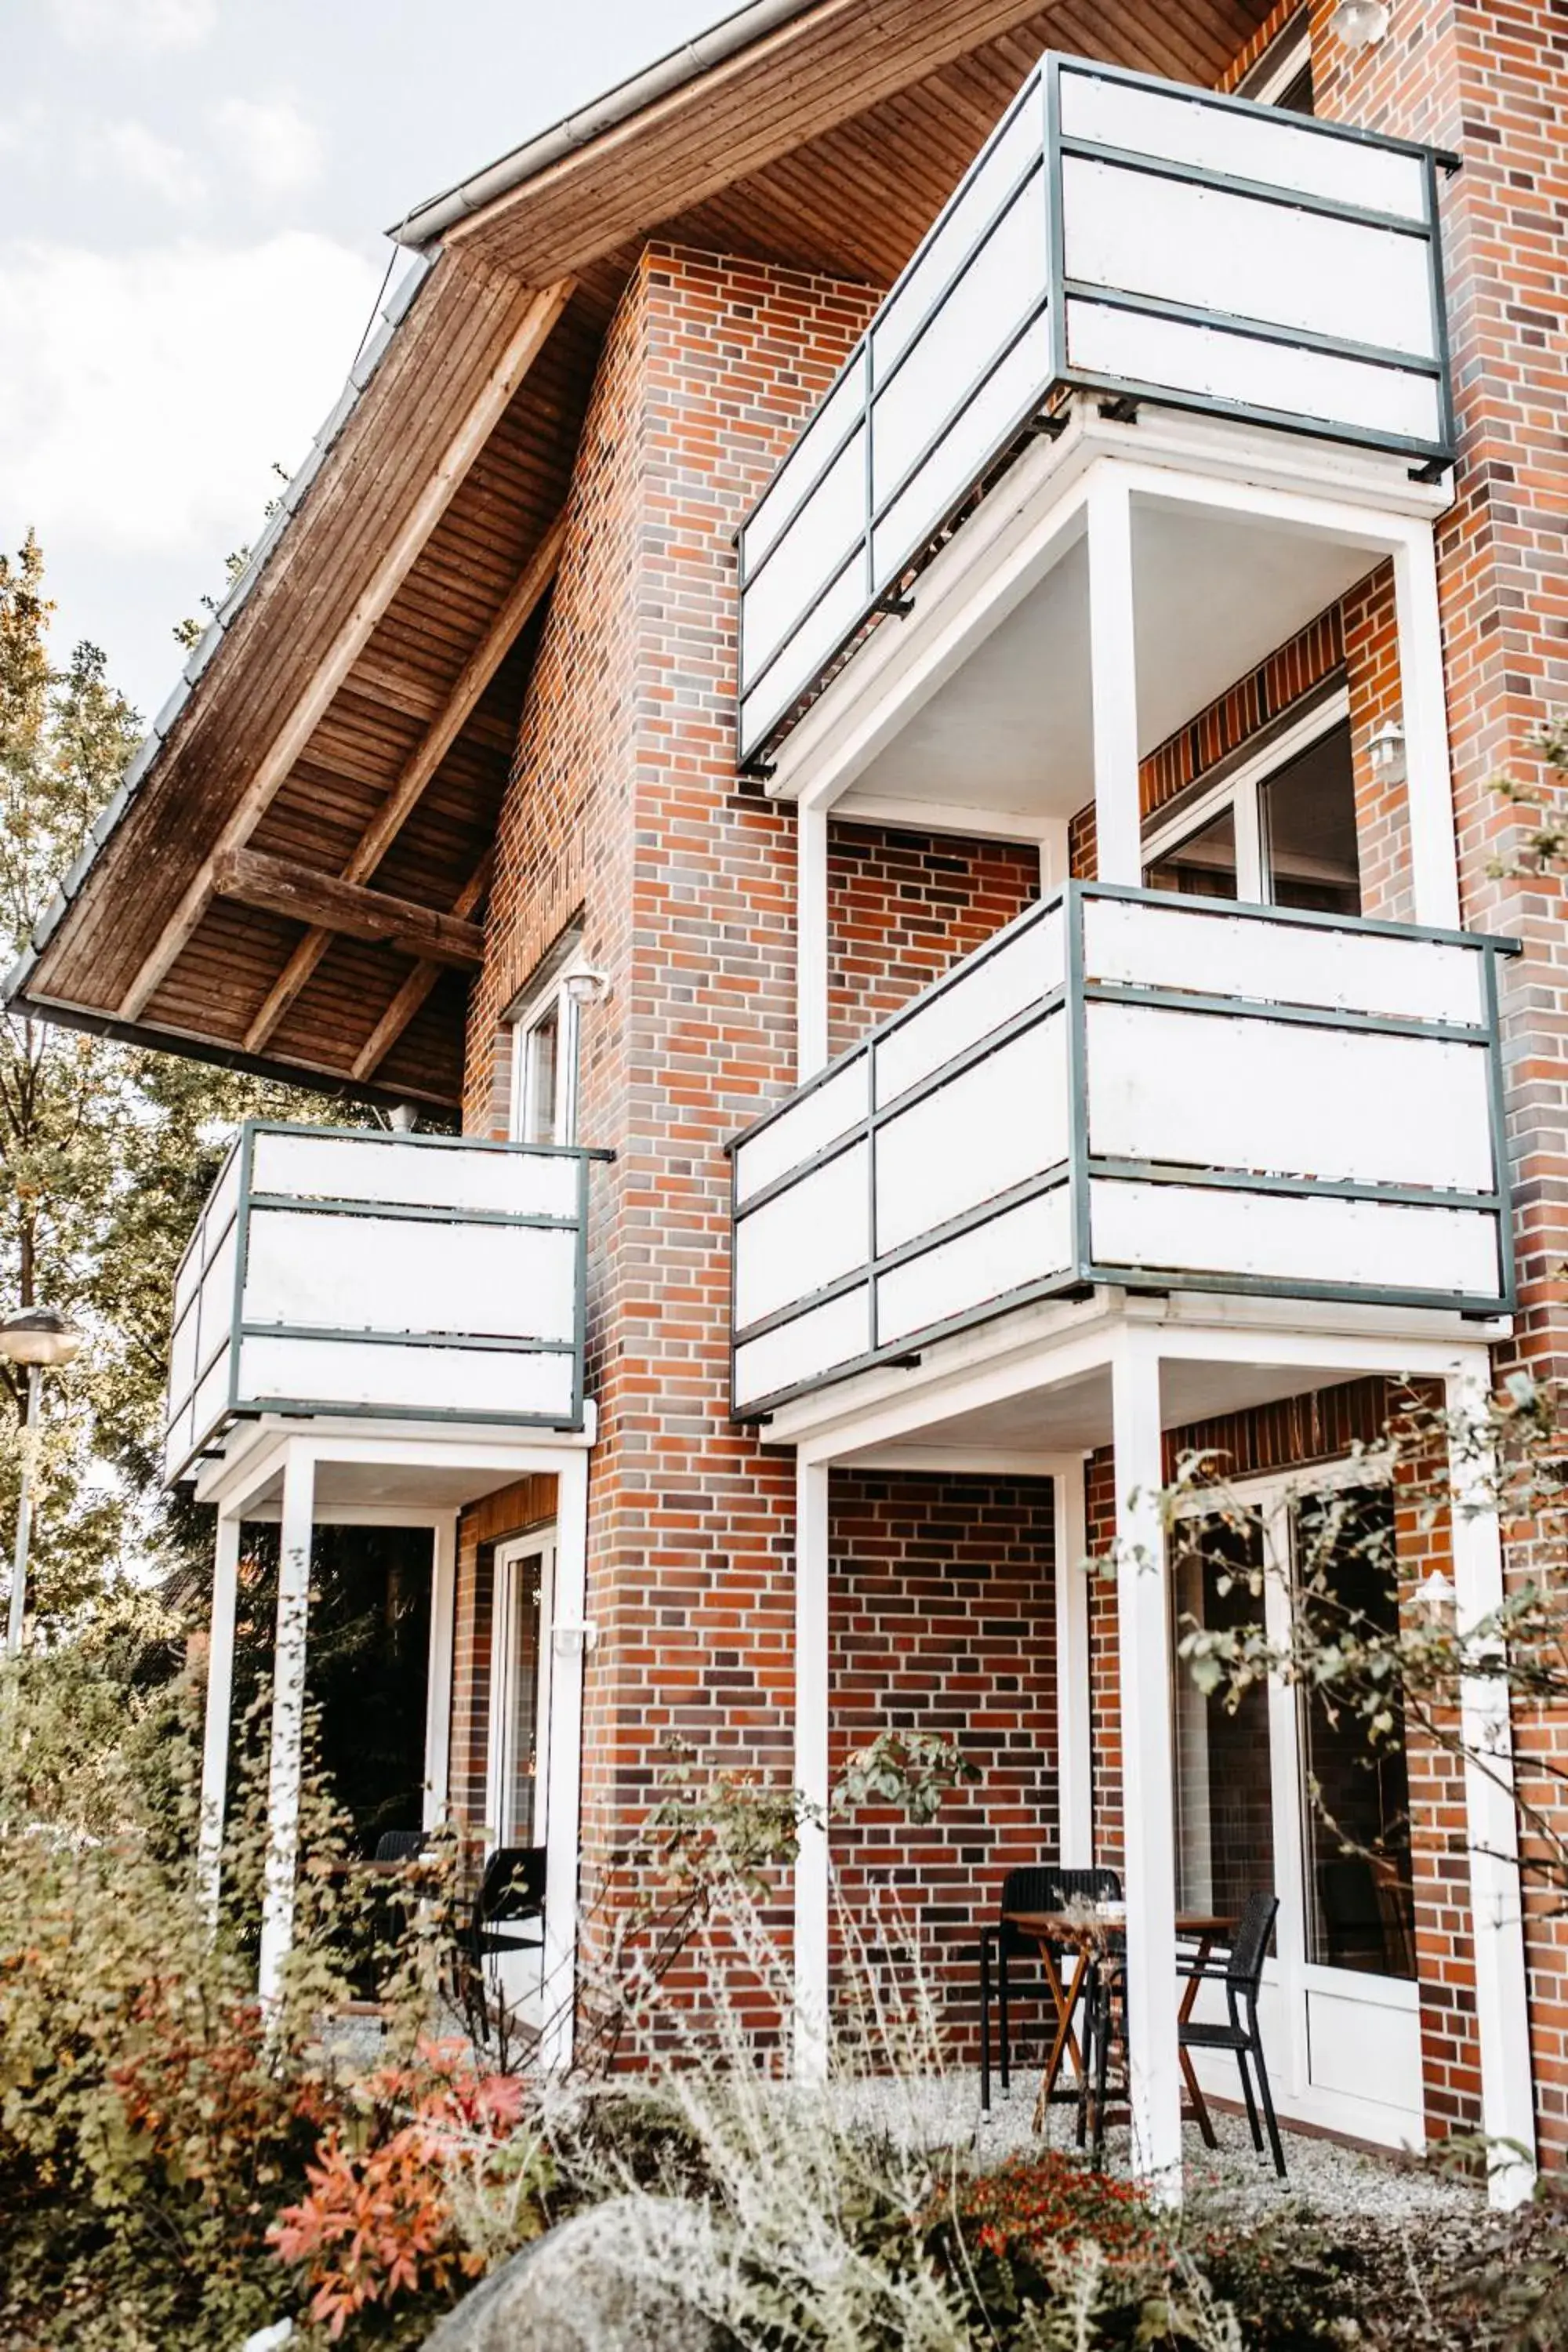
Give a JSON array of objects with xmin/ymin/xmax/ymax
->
[
  {"xmin": 1142, "ymin": 687, "xmax": 1352, "ymax": 909},
  {"xmin": 509, "ymin": 962, "xmax": 585, "ymax": 1148},
  {"xmin": 1236, "ymin": 13, "xmax": 1312, "ymax": 109},
  {"xmin": 485, "ymin": 1525, "xmax": 558, "ymax": 1851}
]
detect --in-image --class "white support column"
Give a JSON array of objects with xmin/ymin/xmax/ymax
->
[
  {"xmin": 798, "ymin": 801, "xmax": 829, "ymax": 1080},
  {"xmin": 1446, "ymin": 1359, "xmax": 1537, "ymax": 2209},
  {"xmin": 540, "ymin": 1452, "xmax": 590, "ymax": 2071},
  {"xmin": 196, "ymin": 1509, "xmax": 241, "ymax": 1923},
  {"xmin": 423, "ymin": 1514, "xmax": 458, "ymax": 1831},
  {"xmin": 1392, "ymin": 524, "xmax": 1461, "ymax": 930},
  {"xmin": 1112, "ymin": 1329, "xmax": 1182, "ymax": 2199},
  {"xmin": 794, "ymin": 1454, "xmax": 831, "ymax": 2082},
  {"xmin": 1051, "ymin": 1459, "xmax": 1093, "ymax": 1869},
  {"xmin": 1087, "ymin": 470, "xmax": 1142, "ymax": 887},
  {"xmin": 257, "ymin": 1445, "xmax": 314, "ymax": 2006}
]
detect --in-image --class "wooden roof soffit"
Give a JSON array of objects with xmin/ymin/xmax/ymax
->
[
  {"xmin": 352, "ymin": 851, "xmax": 495, "ymax": 1084},
  {"xmin": 212, "ymin": 848, "xmax": 486, "ymax": 969},
  {"xmin": 116, "ymin": 275, "xmax": 575, "ymax": 1026},
  {"xmin": 242, "ymin": 505, "xmax": 568, "ymax": 1054}
]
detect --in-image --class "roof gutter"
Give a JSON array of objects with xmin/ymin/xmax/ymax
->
[{"xmin": 387, "ymin": 0, "xmax": 825, "ymax": 248}]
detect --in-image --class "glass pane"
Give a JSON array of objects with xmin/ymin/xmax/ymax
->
[
  {"xmin": 1261, "ymin": 720, "xmax": 1361, "ymax": 915},
  {"xmin": 522, "ymin": 1005, "xmax": 559, "ymax": 1145},
  {"xmin": 1171, "ymin": 1513, "xmax": 1275, "ymax": 1916},
  {"xmin": 504, "ymin": 1554, "xmax": 545, "ymax": 1845},
  {"xmin": 1296, "ymin": 1486, "xmax": 1415, "ymax": 1979},
  {"xmin": 1145, "ymin": 803, "xmax": 1239, "ymax": 900}
]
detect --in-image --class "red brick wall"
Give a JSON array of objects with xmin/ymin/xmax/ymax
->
[
  {"xmin": 1313, "ymin": 0, "xmax": 1568, "ymax": 2165},
  {"xmin": 449, "ymin": 1474, "xmax": 558, "ymax": 1828},
  {"xmin": 827, "ymin": 822, "xmax": 1040, "ymax": 1058},
  {"xmin": 468, "ymin": 246, "xmax": 880, "ymax": 2020},
  {"xmin": 829, "ymin": 1470, "xmax": 1056, "ymax": 2059}
]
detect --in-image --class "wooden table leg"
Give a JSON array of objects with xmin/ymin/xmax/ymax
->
[
  {"xmin": 1032, "ymin": 1945, "xmax": 1088, "ymax": 2132},
  {"xmin": 1178, "ymin": 1930, "xmax": 1218, "ymax": 2148}
]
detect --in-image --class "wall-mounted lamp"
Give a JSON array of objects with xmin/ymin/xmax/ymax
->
[
  {"xmin": 562, "ymin": 967, "xmax": 612, "ymax": 1010},
  {"xmin": 387, "ymin": 1102, "xmax": 419, "ymax": 1133},
  {"xmin": 551, "ymin": 1620, "xmax": 599, "ymax": 1657},
  {"xmin": 1331, "ymin": 0, "xmax": 1391, "ymax": 45},
  {"xmin": 1417, "ymin": 1567, "xmax": 1456, "ymax": 1616},
  {"xmin": 1368, "ymin": 720, "xmax": 1407, "ymax": 787}
]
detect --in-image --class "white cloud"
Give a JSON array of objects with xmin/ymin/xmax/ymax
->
[
  {"xmin": 50, "ymin": 0, "xmax": 217, "ymax": 50},
  {"xmin": 98, "ymin": 120, "xmax": 207, "ymax": 207},
  {"xmin": 212, "ymin": 96, "xmax": 322, "ymax": 198},
  {"xmin": 0, "ymin": 233, "xmax": 380, "ymax": 560}
]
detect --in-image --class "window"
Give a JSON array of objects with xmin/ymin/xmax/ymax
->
[
  {"xmin": 1144, "ymin": 701, "xmax": 1360, "ymax": 916},
  {"xmin": 1172, "ymin": 1513, "xmax": 1276, "ymax": 1917},
  {"xmin": 488, "ymin": 1532, "xmax": 557, "ymax": 1848},
  {"xmin": 1294, "ymin": 1486, "xmax": 1416, "ymax": 1980},
  {"xmin": 1237, "ymin": 13, "xmax": 1314, "ymax": 113},
  {"xmin": 509, "ymin": 938, "xmax": 584, "ymax": 1148}
]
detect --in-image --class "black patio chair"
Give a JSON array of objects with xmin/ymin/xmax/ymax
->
[
  {"xmin": 449, "ymin": 1845, "xmax": 547, "ymax": 2047},
  {"xmin": 979, "ymin": 1864, "xmax": 1123, "ymax": 2110},
  {"xmin": 1178, "ymin": 1889, "xmax": 1285, "ymax": 2176},
  {"xmin": 373, "ymin": 1828, "xmax": 429, "ymax": 1864}
]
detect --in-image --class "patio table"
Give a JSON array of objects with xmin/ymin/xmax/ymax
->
[{"xmin": 1003, "ymin": 1907, "xmax": 1237, "ymax": 2134}]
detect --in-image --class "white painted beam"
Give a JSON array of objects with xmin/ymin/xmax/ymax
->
[
  {"xmin": 258, "ymin": 1445, "xmax": 314, "ymax": 2005},
  {"xmin": 793, "ymin": 1455, "xmax": 831, "ymax": 2082},
  {"xmin": 1446, "ymin": 1359, "xmax": 1537, "ymax": 2209},
  {"xmin": 798, "ymin": 803, "xmax": 829, "ymax": 1080},
  {"xmin": 1087, "ymin": 470, "xmax": 1142, "ymax": 886},
  {"xmin": 1053, "ymin": 1460, "xmax": 1094, "ymax": 1870},
  {"xmin": 540, "ymin": 1451, "xmax": 590, "ymax": 2071},
  {"xmin": 196, "ymin": 1510, "xmax": 241, "ymax": 1924},
  {"xmin": 1392, "ymin": 527, "xmax": 1462, "ymax": 929},
  {"xmin": 423, "ymin": 1515, "xmax": 457, "ymax": 1831},
  {"xmin": 1112, "ymin": 1328, "xmax": 1182, "ymax": 2198}
]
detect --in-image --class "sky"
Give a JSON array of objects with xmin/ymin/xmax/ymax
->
[{"xmin": 0, "ymin": 0, "xmax": 732, "ymax": 721}]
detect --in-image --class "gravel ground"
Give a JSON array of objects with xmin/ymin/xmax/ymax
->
[{"xmin": 830, "ymin": 2064, "xmax": 1483, "ymax": 2226}]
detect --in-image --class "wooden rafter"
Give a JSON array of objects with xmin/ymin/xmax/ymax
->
[
  {"xmin": 243, "ymin": 508, "xmax": 568, "ymax": 1055},
  {"xmin": 212, "ymin": 848, "xmax": 485, "ymax": 968},
  {"xmin": 116, "ymin": 276, "xmax": 575, "ymax": 1025},
  {"xmin": 350, "ymin": 853, "xmax": 495, "ymax": 1085}
]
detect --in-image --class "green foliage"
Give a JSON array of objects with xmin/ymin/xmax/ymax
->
[{"xmin": 832, "ymin": 1729, "xmax": 982, "ymax": 1826}]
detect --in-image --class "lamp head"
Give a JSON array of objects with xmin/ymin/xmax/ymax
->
[
  {"xmin": 562, "ymin": 967, "xmax": 612, "ymax": 1009},
  {"xmin": 0, "ymin": 1308, "xmax": 82, "ymax": 1369},
  {"xmin": 1332, "ymin": 0, "xmax": 1391, "ymax": 45}
]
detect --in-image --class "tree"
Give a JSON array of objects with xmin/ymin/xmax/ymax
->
[{"xmin": 0, "ymin": 534, "xmax": 342, "ymax": 1632}]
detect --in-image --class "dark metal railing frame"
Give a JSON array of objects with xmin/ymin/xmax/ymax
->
[
  {"xmin": 735, "ymin": 52, "xmax": 1458, "ymax": 769},
  {"xmin": 727, "ymin": 882, "xmax": 1518, "ymax": 1423},
  {"xmin": 163, "ymin": 1120, "xmax": 606, "ymax": 1482}
]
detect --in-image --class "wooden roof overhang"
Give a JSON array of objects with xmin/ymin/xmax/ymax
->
[{"xmin": 5, "ymin": 0, "xmax": 1273, "ymax": 1111}]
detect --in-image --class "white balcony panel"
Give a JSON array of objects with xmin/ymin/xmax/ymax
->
[
  {"xmin": 874, "ymin": 907, "xmax": 1063, "ymax": 1107},
  {"xmin": 734, "ymin": 1283, "xmax": 869, "ymax": 1413},
  {"xmin": 205, "ymin": 1147, "xmax": 242, "ymax": 1253},
  {"xmin": 871, "ymin": 176, "xmax": 1047, "ymax": 505},
  {"xmin": 873, "ymin": 314, "xmax": 1053, "ymax": 590},
  {"xmin": 1087, "ymin": 1001, "xmax": 1496, "ymax": 1193},
  {"xmin": 251, "ymin": 1127, "xmax": 578, "ymax": 1219},
  {"xmin": 1063, "ymin": 156, "xmax": 1436, "ymax": 360},
  {"xmin": 733, "ymin": 1138, "xmax": 869, "ymax": 1329},
  {"xmin": 169, "ymin": 1294, "xmax": 201, "ymax": 1410},
  {"xmin": 876, "ymin": 1018, "xmax": 1069, "ymax": 1254},
  {"xmin": 205, "ymin": 1218, "xmax": 240, "ymax": 1330},
  {"xmin": 739, "ymin": 549, "xmax": 869, "ymax": 754},
  {"xmin": 873, "ymin": 94, "xmax": 1044, "ymax": 376},
  {"xmin": 877, "ymin": 1186, "xmax": 1072, "ymax": 1346},
  {"xmin": 243, "ymin": 1207, "xmax": 578, "ymax": 1344},
  {"xmin": 739, "ymin": 427, "xmax": 866, "ymax": 692},
  {"xmin": 1082, "ymin": 897, "xmax": 1484, "ymax": 1027},
  {"xmin": 734, "ymin": 1057, "xmax": 869, "ymax": 1205},
  {"xmin": 1090, "ymin": 1179, "xmax": 1501, "ymax": 1297},
  {"xmin": 238, "ymin": 1334, "xmax": 575, "ymax": 1419},
  {"xmin": 192, "ymin": 1343, "xmax": 233, "ymax": 1444},
  {"xmin": 1059, "ymin": 69, "xmax": 1429, "ymax": 224},
  {"xmin": 1065, "ymin": 302, "xmax": 1443, "ymax": 446},
  {"xmin": 745, "ymin": 352, "xmax": 867, "ymax": 569}
]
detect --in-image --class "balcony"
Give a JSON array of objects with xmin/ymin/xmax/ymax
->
[
  {"xmin": 729, "ymin": 887, "xmax": 1515, "ymax": 1420},
  {"xmin": 736, "ymin": 53, "xmax": 1454, "ymax": 768},
  {"xmin": 163, "ymin": 1122, "xmax": 592, "ymax": 1483}
]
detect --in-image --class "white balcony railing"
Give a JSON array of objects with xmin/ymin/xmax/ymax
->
[
  {"xmin": 729, "ymin": 887, "xmax": 1515, "ymax": 1419},
  {"xmin": 163, "ymin": 1123, "xmax": 592, "ymax": 1483},
  {"xmin": 736, "ymin": 54, "xmax": 1455, "ymax": 764}
]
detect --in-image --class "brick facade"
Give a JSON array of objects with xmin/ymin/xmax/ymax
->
[{"xmin": 827, "ymin": 822, "xmax": 1040, "ymax": 1058}]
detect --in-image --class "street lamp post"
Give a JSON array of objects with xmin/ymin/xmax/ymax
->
[{"xmin": 1, "ymin": 1309, "xmax": 83, "ymax": 1661}]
